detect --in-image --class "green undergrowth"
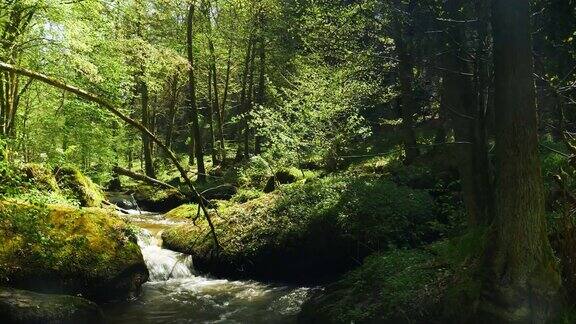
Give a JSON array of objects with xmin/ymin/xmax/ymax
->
[
  {"xmin": 163, "ymin": 173, "xmax": 442, "ymax": 282},
  {"xmin": 299, "ymin": 227, "xmax": 489, "ymax": 323},
  {"xmin": 1, "ymin": 163, "xmax": 104, "ymax": 207}
]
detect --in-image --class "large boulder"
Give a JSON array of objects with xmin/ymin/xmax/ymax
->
[
  {"xmin": 0, "ymin": 287, "xmax": 104, "ymax": 324},
  {"xmin": 0, "ymin": 201, "xmax": 148, "ymax": 302}
]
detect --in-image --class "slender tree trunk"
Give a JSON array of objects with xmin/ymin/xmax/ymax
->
[
  {"xmin": 165, "ymin": 74, "xmax": 179, "ymax": 150},
  {"xmin": 187, "ymin": 2, "xmax": 206, "ymax": 182},
  {"xmin": 254, "ymin": 35, "xmax": 265, "ymax": 155},
  {"xmin": 243, "ymin": 43, "xmax": 256, "ymax": 157},
  {"xmin": 235, "ymin": 36, "xmax": 254, "ymax": 161},
  {"xmin": 480, "ymin": 0, "xmax": 560, "ymax": 321},
  {"xmin": 441, "ymin": 0, "xmax": 492, "ymax": 226},
  {"xmin": 391, "ymin": 1, "xmax": 419, "ymax": 164},
  {"xmin": 207, "ymin": 71, "xmax": 217, "ymax": 164},
  {"xmin": 206, "ymin": 25, "xmax": 226, "ymax": 165},
  {"xmin": 140, "ymin": 79, "xmax": 156, "ymax": 178}
]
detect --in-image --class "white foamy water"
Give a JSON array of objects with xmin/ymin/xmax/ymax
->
[
  {"xmin": 137, "ymin": 229, "xmax": 194, "ymax": 281},
  {"xmin": 104, "ymin": 211, "xmax": 317, "ymax": 324}
]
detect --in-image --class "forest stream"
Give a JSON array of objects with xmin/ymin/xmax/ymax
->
[{"xmin": 102, "ymin": 211, "xmax": 315, "ymax": 324}]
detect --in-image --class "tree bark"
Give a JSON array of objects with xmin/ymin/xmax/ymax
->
[
  {"xmin": 207, "ymin": 71, "xmax": 217, "ymax": 164},
  {"xmin": 480, "ymin": 0, "xmax": 560, "ymax": 321},
  {"xmin": 187, "ymin": 2, "xmax": 206, "ymax": 182}
]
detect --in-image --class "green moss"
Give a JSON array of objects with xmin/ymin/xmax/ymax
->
[
  {"xmin": 54, "ymin": 166, "xmax": 104, "ymax": 207},
  {"xmin": 165, "ymin": 204, "xmax": 199, "ymax": 221},
  {"xmin": 231, "ymin": 188, "xmax": 264, "ymax": 203},
  {"xmin": 0, "ymin": 200, "xmax": 146, "ymax": 300}
]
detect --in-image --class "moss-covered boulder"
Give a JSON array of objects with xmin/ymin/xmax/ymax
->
[
  {"xmin": 0, "ymin": 287, "xmax": 104, "ymax": 324},
  {"xmin": 54, "ymin": 166, "xmax": 104, "ymax": 207},
  {"xmin": 165, "ymin": 204, "xmax": 199, "ymax": 221},
  {"xmin": 0, "ymin": 201, "xmax": 148, "ymax": 301},
  {"xmin": 163, "ymin": 175, "xmax": 439, "ymax": 283}
]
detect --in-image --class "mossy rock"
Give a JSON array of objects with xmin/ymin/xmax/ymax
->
[
  {"xmin": 165, "ymin": 204, "xmax": 199, "ymax": 221},
  {"xmin": 54, "ymin": 166, "xmax": 104, "ymax": 207},
  {"xmin": 0, "ymin": 200, "xmax": 148, "ymax": 302},
  {"xmin": 163, "ymin": 175, "xmax": 439, "ymax": 283},
  {"xmin": 21, "ymin": 163, "xmax": 60, "ymax": 192},
  {"xmin": 0, "ymin": 287, "xmax": 104, "ymax": 324}
]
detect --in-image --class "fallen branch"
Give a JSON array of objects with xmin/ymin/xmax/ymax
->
[
  {"xmin": 0, "ymin": 61, "xmax": 221, "ymax": 251},
  {"xmin": 113, "ymin": 166, "xmax": 176, "ymax": 190}
]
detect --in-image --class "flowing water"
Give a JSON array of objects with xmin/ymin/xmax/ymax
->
[{"xmin": 103, "ymin": 211, "xmax": 315, "ymax": 324}]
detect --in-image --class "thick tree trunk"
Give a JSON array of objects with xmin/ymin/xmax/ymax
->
[
  {"xmin": 479, "ymin": 1, "xmax": 561, "ymax": 321},
  {"xmin": 187, "ymin": 3, "xmax": 206, "ymax": 182}
]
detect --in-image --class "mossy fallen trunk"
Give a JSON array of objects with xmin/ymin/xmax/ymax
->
[
  {"xmin": 0, "ymin": 287, "xmax": 104, "ymax": 324},
  {"xmin": 0, "ymin": 201, "xmax": 148, "ymax": 301},
  {"xmin": 54, "ymin": 166, "xmax": 104, "ymax": 207}
]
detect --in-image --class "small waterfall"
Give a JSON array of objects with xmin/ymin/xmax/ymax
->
[{"xmin": 137, "ymin": 229, "xmax": 194, "ymax": 281}]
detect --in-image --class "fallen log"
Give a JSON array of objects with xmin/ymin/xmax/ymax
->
[{"xmin": 113, "ymin": 166, "xmax": 176, "ymax": 190}]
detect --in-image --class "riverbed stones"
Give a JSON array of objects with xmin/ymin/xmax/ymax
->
[{"xmin": 0, "ymin": 287, "xmax": 104, "ymax": 324}]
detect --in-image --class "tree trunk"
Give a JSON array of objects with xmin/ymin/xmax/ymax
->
[
  {"xmin": 207, "ymin": 71, "xmax": 217, "ymax": 164},
  {"xmin": 187, "ymin": 2, "xmax": 206, "ymax": 182},
  {"xmin": 254, "ymin": 35, "xmax": 266, "ymax": 155},
  {"xmin": 140, "ymin": 79, "xmax": 156, "ymax": 178},
  {"xmin": 391, "ymin": 1, "xmax": 419, "ymax": 164},
  {"xmin": 206, "ymin": 20, "xmax": 226, "ymax": 165},
  {"xmin": 480, "ymin": 0, "xmax": 561, "ymax": 321},
  {"xmin": 235, "ymin": 36, "xmax": 254, "ymax": 161},
  {"xmin": 441, "ymin": 0, "xmax": 492, "ymax": 226}
]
